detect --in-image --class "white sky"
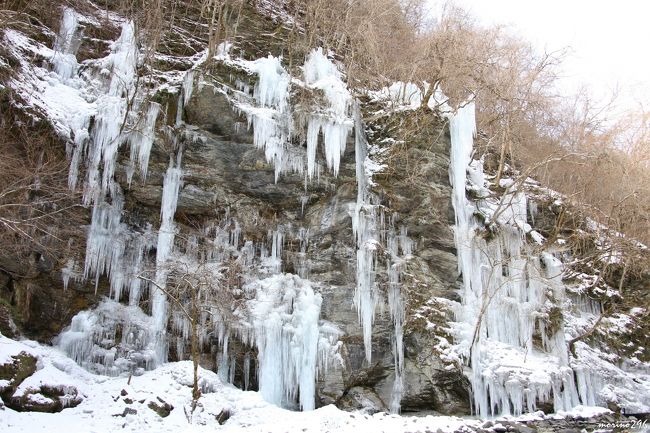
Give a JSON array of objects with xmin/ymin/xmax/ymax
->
[{"xmin": 427, "ymin": 0, "xmax": 650, "ymax": 111}]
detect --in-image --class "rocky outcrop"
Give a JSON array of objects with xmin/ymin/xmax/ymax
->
[
  {"xmin": 6, "ymin": 0, "xmax": 647, "ymax": 418},
  {"xmin": 0, "ymin": 4, "xmax": 470, "ymax": 413},
  {"xmin": 174, "ymin": 81, "xmax": 466, "ymax": 411},
  {"xmin": 0, "ymin": 351, "xmax": 38, "ymax": 403},
  {"xmin": 0, "ymin": 350, "xmax": 82, "ymax": 413}
]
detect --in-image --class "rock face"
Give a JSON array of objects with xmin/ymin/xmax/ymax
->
[
  {"xmin": 0, "ymin": 269, "xmax": 106, "ymax": 342},
  {"xmin": 129, "ymin": 80, "xmax": 468, "ymax": 412},
  {"xmin": 0, "ymin": 2, "xmax": 471, "ymax": 414}
]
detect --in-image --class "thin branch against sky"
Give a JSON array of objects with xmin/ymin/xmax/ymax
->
[{"xmin": 427, "ymin": 0, "xmax": 650, "ymax": 110}]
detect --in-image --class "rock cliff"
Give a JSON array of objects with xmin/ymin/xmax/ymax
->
[{"xmin": 0, "ymin": 0, "xmax": 648, "ymax": 418}]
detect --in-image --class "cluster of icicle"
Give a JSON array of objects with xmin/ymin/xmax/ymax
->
[
  {"xmin": 233, "ymin": 48, "xmax": 354, "ymax": 183},
  {"xmin": 52, "ymin": 9, "xmax": 342, "ymax": 412},
  {"xmin": 351, "ymin": 103, "xmax": 414, "ymax": 413},
  {"xmin": 242, "ymin": 274, "xmax": 340, "ymax": 411},
  {"xmin": 55, "ymin": 300, "xmax": 158, "ymax": 375},
  {"xmin": 52, "ymin": 9, "xmax": 174, "ymax": 369},
  {"xmin": 448, "ymin": 103, "xmax": 602, "ymax": 416},
  {"xmin": 229, "ymin": 47, "xmax": 412, "ymax": 412}
]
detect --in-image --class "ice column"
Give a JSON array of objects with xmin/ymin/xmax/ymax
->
[
  {"xmin": 152, "ymin": 152, "xmax": 184, "ymax": 364},
  {"xmin": 53, "ymin": 8, "xmax": 80, "ymax": 80},
  {"xmin": 351, "ymin": 103, "xmax": 379, "ymax": 362},
  {"xmin": 248, "ymin": 274, "xmax": 326, "ymax": 410}
]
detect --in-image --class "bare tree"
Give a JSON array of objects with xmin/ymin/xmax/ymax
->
[
  {"xmin": 0, "ymin": 93, "xmax": 84, "ymax": 279},
  {"xmin": 138, "ymin": 249, "xmax": 243, "ymax": 412}
]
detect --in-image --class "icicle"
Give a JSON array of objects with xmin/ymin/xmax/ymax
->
[
  {"xmin": 83, "ymin": 183, "xmax": 127, "ymax": 288},
  {"xmin": 243, "ymin": 56, "xmax": 294, "ymax": 180},
  {"xmin": 303, "ymin": 48, "xmax": 353, "ymax": 180},
  {"xmin": 229, "ymin": 356, "xmax": 236, "ymax": 384},
  {"xmin": 218, "ymin": 334, "xmax": 230, "ymax": 382},
  {"xmin": 107, "ymin": 22, "xmax": 138, "ymax": 97},
  {"xmin": 127, "ymin": 102, "xmax": 161, "ymax": 184},
  {"xmin": 247, "ymin": 274, "xmax": 333, "ymax": 411},
  {"xmin": 183, "ymin": 70, "xmax": 195, "ymax": 106},
  {"xmin": 296, "ymin": 227, "xmax": 310, "ymax": 279},
  {"xmin": 67, "ymin": 125, "xmax": 89, "ymax": 191},
  {"xmin": 151, "ymin": 152, "xmax": 184, "ymax": 365},
  {"xmin": 300, "ymin": 194, "xmax": 309, "ymax": 216},
  {"xmin": 270, "ymin": 229, "xmax": 283, "ymax": 274},
  {"xmin": 127, "ymin": 225, "xmax": 156, "ymax": 307},
  {"xmin": 243, "ymin": 353, "xmax": 251, "ymax": 391},
  {"xmin": 386, "ymin": 224, "xmax": 413, "ymax": 413},
  {"xmin": 175, "ymin": 70, "xmax": 195, "ymax": 127},
  {"xmin": 61, "ymin": 259, "xmax": 80, "ymax": 291},
  {"xmin": 52, "ymin": 8, "xmax": 80, "ymax": 80},
  {"xmin": 253, "ymin": 56, "xmax": 289, "ymax": 113},
  {"xmin": 55, "ymin": 300, "xmax": 158, "ymax": 376},
  {"xmin": 350, "ymin": 102, "xmax": 379, "ymax": 363}
]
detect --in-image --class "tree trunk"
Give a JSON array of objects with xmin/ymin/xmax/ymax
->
[{"xmin": 191, "ymin": 288, "xmax": 201, "ymax": 408}]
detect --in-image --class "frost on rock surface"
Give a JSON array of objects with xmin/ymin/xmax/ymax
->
[{"xmin": 447, "ymin": 102, "xmax": 650, "ymax": 416}]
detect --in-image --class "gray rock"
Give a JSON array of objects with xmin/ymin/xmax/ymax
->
[{"xmin": 337, "ymin": 386, "xmax": 387, "ymax": 413}]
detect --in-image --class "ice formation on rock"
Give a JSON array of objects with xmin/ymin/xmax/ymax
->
[
  {"xmin": 304, "ymin": 48, "xmax": 354, "ymax": 180},
  {"xmin": 386, "ymin": 224, "xmax": 413, "ymax": 413},
  {"xmin": 350, "ymin": 105, "xmax": 380, "ymax": 363},
  {"xmin": 151, "ymin": 153, "xmax": 184, "ymax": 363},
  {"xmin": 56, "ymin": 300, "xmax": 158, "ymax": 376},
  {"xmin": 232, "ymin": 49, "xmax": 354, "ymax": 182},
  {"xmin": 37, "ymin": 15, "xmax": 173, "ymax": 369},
  {"xmin": 40, "ymin": 19, "xmax": 362, "ymax": 412},
  {"xmin": 244, "ymin": 55, "xmax": 295, "ymax": 181},
  {"xmin": 7, "ymin": 4, "xmax": 650, "ymax": 417},
  {"xmin": 244, "ymin": 274, "xmax": 335, "ymax": 411},
  {"xmin": 175, "ymin": 70, "xmax": 195, "ymax": 126},
  {"xmin": 447, "ymin": 103, "xmax": 608, "ymax": 416},
  {"xmin": 52, "ymin": 8, "xmax": 80, "ymax": 80},
  {"xmin": 127, "ymin": 102, "xmax": 161, "ymax": 184}
]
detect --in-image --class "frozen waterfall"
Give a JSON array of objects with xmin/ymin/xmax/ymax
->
[
  {"xmin": 245, "ymin": 274, "xmax": 333, "ymax": 411},
  {"xmin": 447, "ymin": 103, "xmax": 601, "ymax": 416}
]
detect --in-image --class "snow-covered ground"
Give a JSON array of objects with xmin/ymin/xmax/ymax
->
[
  {"xmin": 2, "ymin": 334, "xmax": 637, "ymax": 433},
  {"xmin": 0, "ymin": 334, "xmax": 482, "ymax": 433}
]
